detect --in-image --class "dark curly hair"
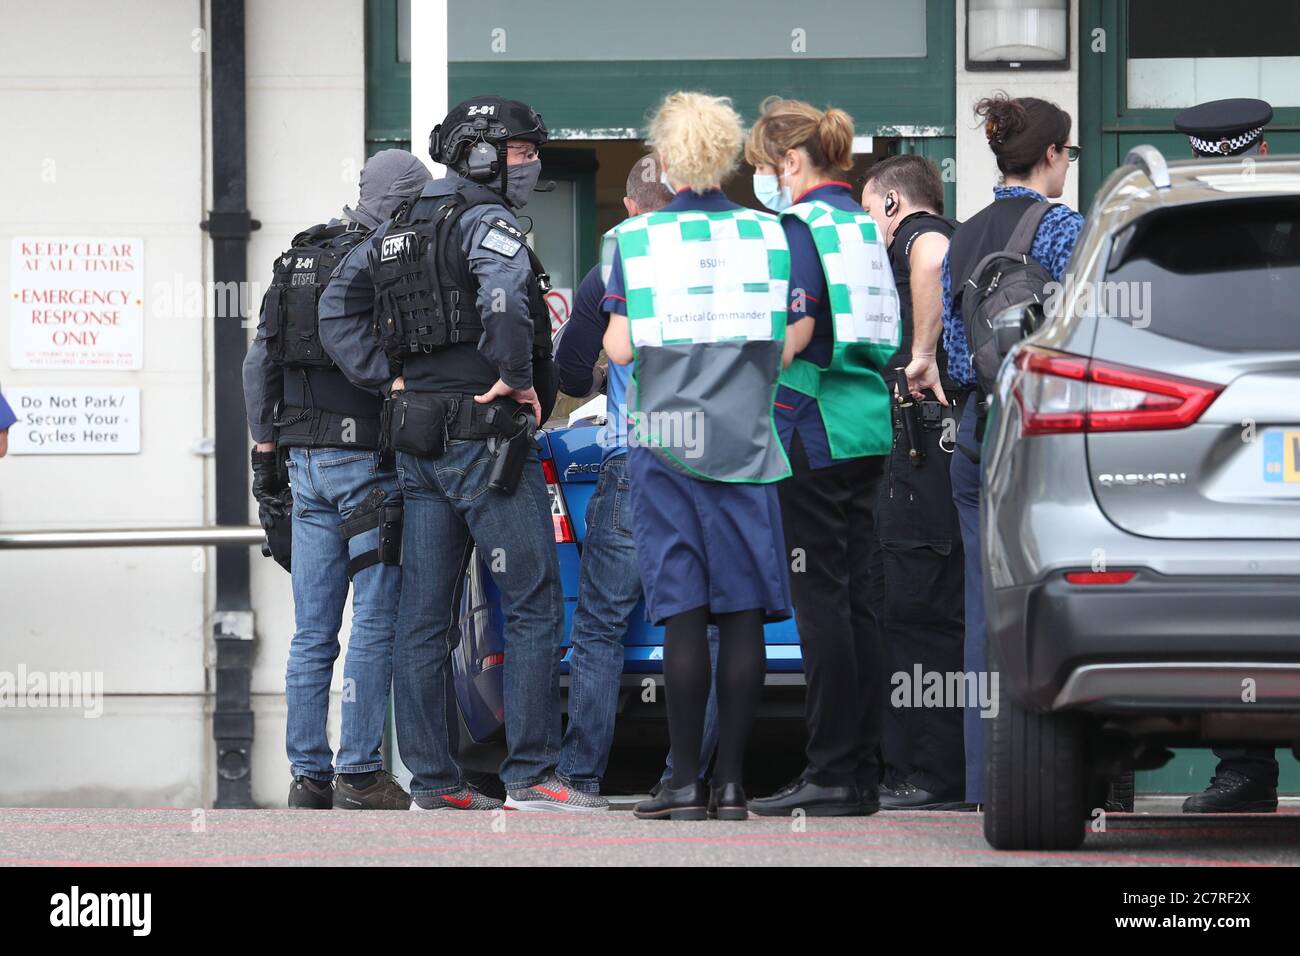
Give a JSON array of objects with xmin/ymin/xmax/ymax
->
[{"xmin": 975, "ymin": 92, "xmax": 1072, "ymax": 178}]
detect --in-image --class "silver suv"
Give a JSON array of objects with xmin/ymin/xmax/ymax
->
[{"xmin": 982, "ymin": 146, "xmax": 1300, "ymax": 850}]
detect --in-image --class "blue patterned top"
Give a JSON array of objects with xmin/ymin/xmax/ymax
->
[{"xmin": 940, "ymin": 186, "xmax": 1084, "ymax": 387}]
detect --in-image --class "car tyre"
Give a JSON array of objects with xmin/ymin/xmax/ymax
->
[{"xmin": 985, "ymin": 674, "xmax": 1088, "ymax": 851}]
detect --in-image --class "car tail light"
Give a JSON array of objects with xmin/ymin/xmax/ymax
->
[
  {"xmin": 1064, "ymin": 570, "xmax": 1137, "ymax": 585},
  {"xmin": 541, "ymin": 457, "xmax": 575, "ymax": 543},
  {"xmin": 481, "ymin": 653, "xmax": 505, "ymax": 669},
  {"xmin": 1012, "ymin": 346, "xmax": 1222, "ymax": 435}
]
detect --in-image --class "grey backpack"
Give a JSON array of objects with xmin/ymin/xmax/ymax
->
[{"xmin": 959, "ymin": 201, "xmax": 1055, "ymax": 395}]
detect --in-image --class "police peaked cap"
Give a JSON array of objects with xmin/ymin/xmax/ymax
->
[
  {"xmin": 429, "ymin": 96, "xmax": 549, "ymax": 166},
  {"xmin": 1173, "ymin": 98, "xmax": 1273, "ymax": 157}
]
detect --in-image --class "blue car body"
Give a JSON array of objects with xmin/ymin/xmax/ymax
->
[{"xmin": 452, "ymin": 417, "xmax": 804, "ymax": 743}]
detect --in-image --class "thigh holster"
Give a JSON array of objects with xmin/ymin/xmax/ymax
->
[{"xmin": 339, "ymin": 486, "xmax": 404, "ymax": 579}]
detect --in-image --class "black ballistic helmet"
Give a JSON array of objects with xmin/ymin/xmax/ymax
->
[{"xmin": 429, "ymin": 96, "xmax": 548, "ymax": 186}]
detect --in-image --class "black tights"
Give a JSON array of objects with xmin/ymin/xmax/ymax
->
[{"xmin": 663, "ymin": 605, "xmax": 766, "ymax": 788}]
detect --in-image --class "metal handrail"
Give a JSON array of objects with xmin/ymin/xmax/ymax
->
[{"xmin": 0, "ymin": 527, "xmax": 264, "ymax": 550}]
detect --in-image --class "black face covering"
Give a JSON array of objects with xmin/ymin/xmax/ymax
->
[{"xmin": 504, "ymin": 159, "xmax": 542, "ymax": 208}]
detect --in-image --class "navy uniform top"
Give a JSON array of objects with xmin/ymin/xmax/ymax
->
[
  {"xmin": 777, "ymin": 180, "xmax": 862, "ymax": 470},
  {"xmin": 555, "ymin": 263, "xmax": 634, "ymax": 462},
  {"xmin": 319, "ymin": 173, "xmax": 538, "ymax": 396}
]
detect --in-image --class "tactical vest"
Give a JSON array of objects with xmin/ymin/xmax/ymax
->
[
  {"xmin": 264, "ymin": 221, "xmax": 383, "ymax": 450},
  {"xmin": 778, "ymin": 199, "xmax": 900, "ymax": 461},
  {"xmin": 264, "ymin": 222, "xmax": 368, "ymax": 369},
  {"xmin": 601, "ymin": 208, "xmax": 792, "ymax": 483},
  {"xmin": 369, "ymin": 183, "xmax": 553, "ymax": 368}
]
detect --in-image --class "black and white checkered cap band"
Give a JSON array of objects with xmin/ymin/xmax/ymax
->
[{"xmin": 1188, "ymin": 127, "xmax": 1264, "ymax": 156}]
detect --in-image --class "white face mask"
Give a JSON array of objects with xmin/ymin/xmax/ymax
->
[
  {"xmin": 753, "ymin": 171, "xmax": 792, "ymax": 212},
  {"xmin": 660, "ymin": 170, "xmax": 677, "ymax": 194}
]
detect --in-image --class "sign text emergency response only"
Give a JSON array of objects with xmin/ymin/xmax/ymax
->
[
  {"xmin": 9, "ymin": 237, "xmax": 144, "ymax": 370},
  {"xmin": 7, "ymin": 387, "xmax": 141, "ymax": 455}
]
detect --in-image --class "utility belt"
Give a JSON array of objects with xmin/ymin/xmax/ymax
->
[
  {"xmin": 273, "ymin": 402, "xmax": 381, "ymax": 451},
  {"xmin": 383, "ymin": 390, "xmax": 537, "ymax": 494},
  {"xmin": 338, "ymin": 486, "xmax": 403, "ymax": 580},
  {"xmin": 891, "ymin": 370, "xmax": 958, "ymax": 468}
]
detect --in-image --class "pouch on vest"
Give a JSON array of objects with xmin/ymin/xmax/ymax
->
[
  {"xmin": 389, "ymin": 391, "xmax": 450, "ymax": 459},
  {"xmin": 779, "ymin": 200, "xmax": 900, "ymax": 461},
  {"xmin": 263, "ymin": 222, "xmax": 367, "ymax": 369}
]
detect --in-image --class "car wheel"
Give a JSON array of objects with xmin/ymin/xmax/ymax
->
[{"xmin": 984, "ymin": 674, "xmax": 1088, "ymax": 851}]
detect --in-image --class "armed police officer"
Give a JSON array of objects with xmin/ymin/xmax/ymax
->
[
  {"xmin": 243, "ymin": 148, "xmax": 432, "ymax": 810},
  {"xmin": 1174, "ymin": 97, "xmax": 1281, "ymax": 815},
  {"xmin": 321, "ymin": 96, "xmax": 602, "ymax": 813}
]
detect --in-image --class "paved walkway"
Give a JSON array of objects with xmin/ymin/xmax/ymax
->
[{"xmin": 2, "ymin": 799, "xmax": 1298, "ymax": 866}]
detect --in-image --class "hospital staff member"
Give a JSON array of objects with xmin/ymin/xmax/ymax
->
[
  {"xmin": 744, "ymin": 98, "xmax": 898, "ymax": 817},
  {"xmin": 602, "ymin": 91, "xmax": 794, "ymax": 822}
]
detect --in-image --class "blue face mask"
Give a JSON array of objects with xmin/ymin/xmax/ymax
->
[{"xmin": 753, "ymin": 172, "xmax": 792, "ymax": 212}]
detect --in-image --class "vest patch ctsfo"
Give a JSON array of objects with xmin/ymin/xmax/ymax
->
[
  {"xmin": 381, "ymin": 231, "xmax": 417, "ymax": 261},
  {"xmin": 480, "ymin": 227, "xmax": 522, "ymax": 257}
]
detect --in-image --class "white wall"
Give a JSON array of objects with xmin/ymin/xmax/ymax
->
[
  {"xmin": 954, "ymin": 0, "xmax": 1081, "ymax": 221},
  {"xmin": 0, "ymin": 0, "xmax": 366, "ymax": 809}
]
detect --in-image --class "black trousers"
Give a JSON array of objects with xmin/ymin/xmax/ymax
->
[
  {"xmin": 777, "ymin": 435, "xmax": 885, "ymax": 788},
  {"xmin": 876, "ymin": 407, "xmax": 967, "ymax": 798},
  {"xmin": 1213, "ymin": 747, "xmax": 1279, "ymax": 785}
]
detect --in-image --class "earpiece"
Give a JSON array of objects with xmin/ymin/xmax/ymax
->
[
  {"xmin": 465, "ymin": 140, "xmax": 499, "ymax": 182},
  {"xmin": 884, "ymin": 192, "xmax": 898, "ymax": 217}
]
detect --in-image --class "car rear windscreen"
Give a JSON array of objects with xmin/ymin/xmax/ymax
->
[{"xmin": 1106, "ymin": 197, "xmax": 1300, "ymax": 352}]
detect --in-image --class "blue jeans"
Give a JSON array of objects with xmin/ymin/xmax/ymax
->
[
  {"xmin": 394, "ymin": 441, "xmax": 564, "ymax": 795},
  {"xmin": 285, "ymin": 447, "xmax": 401, "ymax": 781},
  {"xmin": 950, "ymin": 396, "xmax": 987, "ymax": 805},
  {"xmin": 557, "ymin": 457, "xmax": 643, "ymax": 793}
]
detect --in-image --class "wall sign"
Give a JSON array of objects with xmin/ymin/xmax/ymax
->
[{"xmin": 9, "ymin": 237, "xmax": 144, "ymax": 370}]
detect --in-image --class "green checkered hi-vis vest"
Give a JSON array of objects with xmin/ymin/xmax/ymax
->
[
  {"xmin": 601, "ymin": 207, "xmax": 793, "ymax": 483},
  {"xmin": 780, "ymin": 199, "xmax": 900, "ymax": 461}
]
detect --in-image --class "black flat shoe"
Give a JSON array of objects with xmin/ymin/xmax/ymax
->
[
  {"xmin": 879, "ymin": 782, "xmax": 971, "ymax": 811},
  {"xmin": 709, "ymin": 782, "xmax": 748, "ymax": 821},
  {"xmin": 748, "ymin": 778, "xmax": 865, "ymax": 817},
  {"xmin": 634, "ymin": 781, "xmax": 708, "ymax": 821}
]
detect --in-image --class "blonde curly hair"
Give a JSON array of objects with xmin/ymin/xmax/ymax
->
[{"xmin": 647, "ymin": 91, "xmax": 744, "ymax": 194}]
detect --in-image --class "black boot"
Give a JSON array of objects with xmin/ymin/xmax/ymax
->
[
  {"xmin": 1182, "ymin": 770, "xmax": 1278, "ymax": 813},
  {"xmin": 288, "ymin": 775, "xmax": 333, "ymax": 810},
  {"xmin": 633, "ymin": 781, "xmax": 708, "ymax": 821},
  {"xmin": 748, "ymin": 778, "xmax": 865, "ymax": 817},
  {"xmin": 709, "ymin": 782, "xmax": 748, "ymax": 821}
]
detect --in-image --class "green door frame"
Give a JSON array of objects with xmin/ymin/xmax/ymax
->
[{"xmin": 1079, "ymin": 0, "xmax": 1300, "ymax": 211}]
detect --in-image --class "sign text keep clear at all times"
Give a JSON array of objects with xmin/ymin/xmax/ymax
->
[{"xmin": 6, "ymin": 237, "xmax": 144, "ymax": 454}]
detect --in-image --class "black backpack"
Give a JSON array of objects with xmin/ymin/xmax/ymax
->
[
  {"xmin": 958, "ymin": 201, "xmax": 1055, "ymax": 395},
  {"xmin": 262, "ymin": 221, "xmax": 368, "ymax": 368}
]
